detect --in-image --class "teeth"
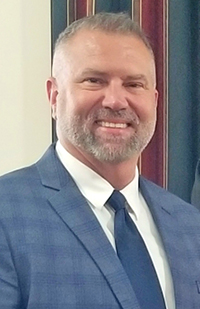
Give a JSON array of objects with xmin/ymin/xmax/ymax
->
[{"xmin": 99, "ymin": 121, "xmax": 128, "ymax": 128}]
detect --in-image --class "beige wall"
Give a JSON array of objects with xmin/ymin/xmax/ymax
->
[{"xmin": 0, "ymin": 0, "xmax": 51, "ymax": 175}]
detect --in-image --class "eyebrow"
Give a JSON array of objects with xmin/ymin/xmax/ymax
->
[
  {"xmin": 80, "ymin": 69, "xmax": 108, "ymax": 77},
  {"xmin": 80, "ymin": 69, "xmax": 148, "ymax": 83},
  {"xmin": 123, "ymin": 74, "xmax": 148, "ymax": 82}
]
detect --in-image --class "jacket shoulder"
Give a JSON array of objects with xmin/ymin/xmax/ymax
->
[{"xmin": 139, "ymin": 175, "xmax": 199, "ymax": 214}]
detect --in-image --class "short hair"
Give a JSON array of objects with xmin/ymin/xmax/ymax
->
[{"xmin": 54, "ymin": 12, "xmax": 154, "ymax": 57}]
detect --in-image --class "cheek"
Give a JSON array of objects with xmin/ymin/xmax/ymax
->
[
  {"xmin": 133, "ymin": 99, "xmax": 157, "ymax": 122},
  {"xmin": 72, "ymin": 92, "xmax": 100, "ymax": 117},
  {"xmin": 57, "ymin": 91, "xmax": 75, "ymax": 118}
]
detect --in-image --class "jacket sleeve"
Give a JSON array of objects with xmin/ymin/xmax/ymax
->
[{"xmin": 0, "ymin": 223, "xmax": 21, "ymax": 308}]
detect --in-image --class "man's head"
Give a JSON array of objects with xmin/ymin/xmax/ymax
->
[{"xmin": 47, "ymin": 12, "xmax": 158, "ymax": 168}]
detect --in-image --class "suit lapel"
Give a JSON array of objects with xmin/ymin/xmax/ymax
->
[
  {"xmin": 139, "ymin": 176, "xmax": 197, "ymax": 309},
  {"xmin": 36, "ymin": 145, "xmax": 141, "ymax": 309}
]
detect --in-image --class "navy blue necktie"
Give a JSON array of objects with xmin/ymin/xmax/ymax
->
[{"xmin": 108, "ymin": 190, "xmax": 166, "ymax": 309}]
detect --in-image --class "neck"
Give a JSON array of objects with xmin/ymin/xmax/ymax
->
[
  {"xmin": 61, "ymin": 141, "xmax": 139, "ymax": 189},
  {"xmin": 93, "ymin": 161, "xmax": 138, "ymax": 190}
]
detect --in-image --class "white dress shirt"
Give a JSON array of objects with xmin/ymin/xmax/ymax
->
[{"xmin": 56, "ymin": 141, "xmax": 175, "ymax": 309}]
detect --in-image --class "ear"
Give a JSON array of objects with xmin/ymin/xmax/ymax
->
[
  {"xmin": 154, "ymin": 89, "xmax": 159, "ymax": 108},
  {"xmin": 46, "ymin": 77, "xmax": 58, "ymax": 120}
]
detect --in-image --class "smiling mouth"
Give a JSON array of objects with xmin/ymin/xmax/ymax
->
[{"xmin": 96, "ymin": 121, "xmax": 129, "ymax": 128}]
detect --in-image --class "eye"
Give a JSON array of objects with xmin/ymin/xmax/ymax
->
[
  {"xmin": 126, "ymin": 82, "xmax": 144, "ymax": 88},
  {"xmin": 82, "ymin": 77, "xmax": 106, "ymax": 89},
  {"xmin": 84, "ymin": 77, "xmax": 103, "ymax": 84}
]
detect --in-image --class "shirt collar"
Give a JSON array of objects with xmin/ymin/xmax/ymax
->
[{"xmin": 56, "ymin": 141, "xmax": 141, "ymax": 219}]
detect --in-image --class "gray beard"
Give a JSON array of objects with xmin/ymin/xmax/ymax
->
[{"xmin": 58, "ymin": 109, "xmax": 156, "ymax": 164}]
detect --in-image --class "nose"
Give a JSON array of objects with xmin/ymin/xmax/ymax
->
[{"xmin": 101, "ymin": 81, "xmax": 128, "ymax": 110}]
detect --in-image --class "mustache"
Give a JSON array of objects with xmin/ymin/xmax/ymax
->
[{"xmin": 88, "ymin": 109, "xmax": 140, "ymax": 126}]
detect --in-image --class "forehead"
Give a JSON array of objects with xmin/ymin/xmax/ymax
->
[
  {"xmin": 63, "ymin": 29, "xmax": 152, "ymax": 56},
  {"xmin": 54, "ymin": 29, "xmax": 155, "ymax": 78}
]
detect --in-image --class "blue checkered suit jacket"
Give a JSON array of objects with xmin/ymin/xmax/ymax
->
[{"xmin": 1, "ymin": 144, "xmax": 200, "ymax": 308}]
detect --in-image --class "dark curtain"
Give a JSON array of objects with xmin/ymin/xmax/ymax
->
[
  {"xmin": 95, "ymin": 0, "xmax": 131, "ymax": 14},
  {"xmin": 168, "ymin": 0, "xmax": 200, "ymax": 203}
]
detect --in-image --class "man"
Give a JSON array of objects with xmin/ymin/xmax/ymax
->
[{"xmin": 0, "ymin": 12, "xmax": 200, "ymax": 309}]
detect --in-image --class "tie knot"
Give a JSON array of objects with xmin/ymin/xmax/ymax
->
[{"xmin": 107, "ymin": 190, "xmax": 126, "ymax": 212}]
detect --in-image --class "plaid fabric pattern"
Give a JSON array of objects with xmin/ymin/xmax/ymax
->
[{"xmin": 0, "ymin": 145, "xmax": 200, "ymax": 308}]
